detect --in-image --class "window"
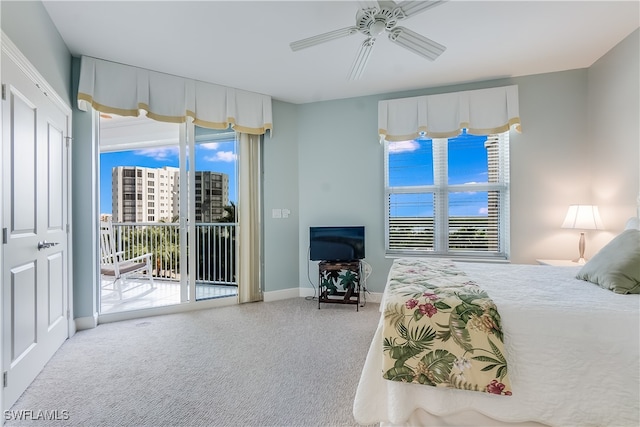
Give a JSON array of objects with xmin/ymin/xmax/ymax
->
[{"xmin": 384, "ymin": 129, "xmax": 510, "ymax": 259}]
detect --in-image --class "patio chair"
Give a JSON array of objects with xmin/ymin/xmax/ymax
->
[{"xmin": 100, "ymin": 221, "xmax": 154, "ymax": 299}]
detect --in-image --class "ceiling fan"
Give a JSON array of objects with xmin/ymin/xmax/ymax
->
[{"xmin": 289, "ymin": 0, "xmax": 447, "ymax": 80}]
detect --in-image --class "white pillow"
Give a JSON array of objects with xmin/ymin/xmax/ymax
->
[{"xmin": 624, "ymin": 217, "xmax": 640, "ymax": 230}]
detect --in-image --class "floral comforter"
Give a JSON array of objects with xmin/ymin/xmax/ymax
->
[{"xmin": 382, "ymin": 258, "xmax": 512, "ymax": 395}]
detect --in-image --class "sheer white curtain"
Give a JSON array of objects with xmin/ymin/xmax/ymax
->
[{"xmin": 236, "ymin": 133, "xmax": 262, "ymax": 303}]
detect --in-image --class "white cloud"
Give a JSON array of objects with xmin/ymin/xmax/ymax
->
[
  {"xmin": 199, "ymin": 142, "xmax": 220, "ymax": 151},
  {"xmin": 134, "ymin": 147, "xmax": 179, "ymax": 160},
  {"xmin": 388, "ymin": 140, "xmax": 420, "ymax": 153},
  {"xmin": 478, "ymin": 207, "xmax": 489, "ymax": 215},
  {"xmin": 204, "ymin": 151, "xmax": 237, "ymax": 162}
]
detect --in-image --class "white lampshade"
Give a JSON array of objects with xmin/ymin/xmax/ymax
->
[{"xmin": 561, "ymin": 205, "xmax": 604, "ymax": 230}]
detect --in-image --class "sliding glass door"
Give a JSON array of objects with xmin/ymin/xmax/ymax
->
[{"xmin": 98, "ymin": 115, "xmax": 238, "ymax": 314}]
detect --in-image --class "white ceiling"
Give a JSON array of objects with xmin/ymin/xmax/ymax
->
[{"xmin": 42, "ymin": 0, "xmax": 639, "ymax": 105}]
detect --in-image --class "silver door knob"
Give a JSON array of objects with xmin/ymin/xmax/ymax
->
[{"xmin": 37, "ymin": 241, "xmax": 60, "ymax": 250}]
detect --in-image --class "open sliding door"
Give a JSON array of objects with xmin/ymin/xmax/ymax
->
[{"xmin": 98, "ymin": 116, "xmax": 238, "ymax": 315}]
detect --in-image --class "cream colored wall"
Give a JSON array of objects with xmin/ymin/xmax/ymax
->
[
  {"xmin": 588, "ymin": 29, "xmax": 640, "ymax": 251},
  {"xmin": 508, "ymin": 71, "xmax": 591, "ymax": 263}
]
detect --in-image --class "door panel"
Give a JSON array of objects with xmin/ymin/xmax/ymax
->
[
  {"xmin": 48, "ymin": 252, "xmax": 64, "ymax": 325},
  {"xmin": 48, "ymin": 122, "xmax": 64, "ymax": 229},
  {"xmin": 11, "ymin": 263, "xmax": 37, "ymax": 361},
  {"xmin": 10, "ymin": 90, "xmax": 36, "ymax": 234},
  {"xmin": 2, "ymin": 49, "xmax": 70, "ymax": 409}
]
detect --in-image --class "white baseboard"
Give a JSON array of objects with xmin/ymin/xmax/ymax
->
[
  {"xmin": 263, "ymin": 287, "xmax": 304, "ymax": 302},
  {"xmin": 75, "ymin": 313, "xmax": 98, "ymax": 330},
  {"xmin": 263, "ymin": 286, "xmax": 382, "ymax": 304},
  {"xmin": 362, "ymin": 290, "xmax": 383, "ymax": 304}
]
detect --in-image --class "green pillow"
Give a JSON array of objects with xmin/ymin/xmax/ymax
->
[{"xmin": 576, "ymin": 229, "xmax": 640, "ymax": 294}]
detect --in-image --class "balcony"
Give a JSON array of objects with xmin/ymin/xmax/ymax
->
[{"xmin": 101, "ymin": 222, "xmax": 237, "ymax": 314}]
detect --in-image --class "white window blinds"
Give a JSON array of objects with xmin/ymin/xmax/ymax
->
[{"xmin": 385, "ymin": 131, "xmax": 510, "ymax": 259}]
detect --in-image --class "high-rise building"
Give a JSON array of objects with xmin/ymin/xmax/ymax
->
[
  {"xmin": 195, "ymin": 171, "xmax": 229, "ymax": 222},
  {"xmin": 111, "ymin": 166, "xmax": 229, "ymax": 223},
  {"xmin": 112, "ymin": 166, "xmax": 179, "ymax": 223}
]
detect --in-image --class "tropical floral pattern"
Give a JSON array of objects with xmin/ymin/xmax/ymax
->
[{"xmin": 382, "ymin": 258, "xmax": 512, "ymax": 395}]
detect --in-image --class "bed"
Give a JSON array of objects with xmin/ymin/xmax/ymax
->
[{"xmin": 353, "ymin": 221, "xmax": 640, "ymax": 427}]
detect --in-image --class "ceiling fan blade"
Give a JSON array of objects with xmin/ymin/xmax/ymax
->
[
  {"xmin": 357, "ymin": 0, "xmax": 381, "ymax": 10},
  {"xmin": 389, "ymin": 27, "xmax": 445, "ymax": 61},
  {"xmin": 290, "ymin": 26, "xmax": 358, "ymax": 52},
  {"xmin": 398, "ymin": 1, "xmax": 447, "ymax": 18},
  {"xmin": 348, "ymin": 38, "xmax": 376, "ymax": 80},
  {"xmin": 375, "ymin": 1, "xmax": 399, "ymax": 10}
]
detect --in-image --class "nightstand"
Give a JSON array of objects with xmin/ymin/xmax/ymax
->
[{"xmin": 536, "ymin": 259, "xmax": 582, "ymax": 267}]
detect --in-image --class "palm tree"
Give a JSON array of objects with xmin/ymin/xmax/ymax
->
[
  {"xmin": 148, "ymin": 220, "xmax": 180, "ymax": 278},
  {"xmin": 219, "ymin": 201, "xmax": 236, "ymax": 223}
]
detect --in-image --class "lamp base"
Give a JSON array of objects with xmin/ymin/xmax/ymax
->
[{"xmin": 574, "ymin": 233, "xmax": 587, "ymax": 265}]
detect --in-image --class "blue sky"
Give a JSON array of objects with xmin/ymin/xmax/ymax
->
[
  {"xmin": 100, "ymin": 140, "xmax": 237, "ymax": 215},
  {"xmin": 100, "ymin": 131, "xmax": 491, "ymax": 217},
  {"xmin": 388, "ymin": 131, "xmax": 491, "ymax": 217}
]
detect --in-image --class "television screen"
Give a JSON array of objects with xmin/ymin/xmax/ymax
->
[{"xmin": 309, "ymin": 226, "xmax": 365, "ymax": 261}]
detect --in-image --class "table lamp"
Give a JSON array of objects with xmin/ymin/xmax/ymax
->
[{"xmin": 561, "ymin": 205, "xmax": 603, "ymax": 264}]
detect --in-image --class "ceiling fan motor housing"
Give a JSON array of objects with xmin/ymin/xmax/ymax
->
[{"xmin": 356, "ymin": 6, "xmax": 403, "ymax": 37}]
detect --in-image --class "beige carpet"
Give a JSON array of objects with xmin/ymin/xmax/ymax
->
[{"xmin": 6, "ymin": 298, "xmax": 380, "ymax": 427}]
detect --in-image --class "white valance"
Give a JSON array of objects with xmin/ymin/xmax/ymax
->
[
  {"xmin": 378, "ymin": 85, "xmax": 521, "ymax": 141},
  {"xmin": 77, "ymin": 56, "xmax": 272, "ymax": 136}
]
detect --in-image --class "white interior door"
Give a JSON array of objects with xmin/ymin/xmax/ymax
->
[{"xmin": 2, "ymin": 49, "xmax": 70, "ymax": 409}]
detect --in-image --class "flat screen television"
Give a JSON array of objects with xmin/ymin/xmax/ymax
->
[{"xmin": 309, "ymin": 226, "xmax": 365, "ymax": 262}]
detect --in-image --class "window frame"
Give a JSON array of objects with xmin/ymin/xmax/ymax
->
[{"xmin": 384, "ymin": 131, "xmax": 510, "ymax": 260}]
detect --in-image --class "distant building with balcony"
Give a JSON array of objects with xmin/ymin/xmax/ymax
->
[
  {"xmin": 112, "ymin": 166, "xmax": 179, "ymax": 223},
  {"xmin": 111, "ymin": 166, "xmax": 229, "ymax": 223},
  {"xmin": 195, "ymin": 171, "xmax": 229, "ymax": 222}
]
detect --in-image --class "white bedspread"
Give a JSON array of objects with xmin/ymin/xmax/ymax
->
[{"xmin": 353, "ymin": 261, "xmax": 640, "ymax": 427}]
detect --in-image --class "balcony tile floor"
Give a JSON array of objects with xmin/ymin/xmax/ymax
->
[{"xmin": 100, "ymin": 278, "xmax": 237, "ymax": 314}]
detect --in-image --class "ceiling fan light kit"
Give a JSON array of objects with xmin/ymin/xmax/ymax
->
[{"xmin": 290, "ymin": 0, "xmax": 447, "ymax": 80}]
